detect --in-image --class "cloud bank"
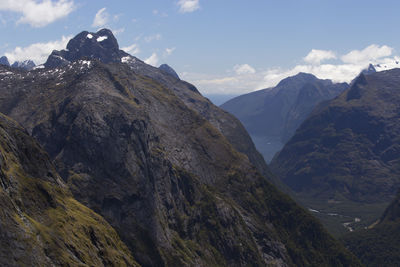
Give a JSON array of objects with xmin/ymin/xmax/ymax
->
[
  {"xmin": 5, "ymin": 35, "xmax": 71, "ymax": 64},
  {"xmin": 0, "ymin": 0, "xmax": 75, "ymax": 27},
  {"xmin": 182, "ymin": 44, "xmax": 400, "ymax": 95}
]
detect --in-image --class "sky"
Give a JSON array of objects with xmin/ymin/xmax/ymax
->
[{"xmin": 1, "ymin": 0, "xmax": 400, "ymax": 95}]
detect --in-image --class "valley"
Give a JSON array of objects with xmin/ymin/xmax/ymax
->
[{"xmin": 0, "ymin": 1, "xmax": 399, "ymax": 266}]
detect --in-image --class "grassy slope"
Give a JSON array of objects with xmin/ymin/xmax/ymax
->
[{"xmin": 0, "ymin": 113, "xmax": 138, "ymax": 266}]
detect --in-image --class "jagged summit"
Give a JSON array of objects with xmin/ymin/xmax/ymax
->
[
  {"xmin": 159, "ymin": 64, "xmax": 180, "ymax": 79},
  {"xmin": 361, "ymin": 63, "xmax": 377, "ymax": 75},
  {"xmin": 11, "ymin": 60, "xmax": 36, "ymax": 70},
  {"xmin": 0, "ymin": 56, "xmax": 9, "ymax": 66},
  {"xmin": 44, "ymin": 28, "xmax": 128, "ymax": 68}
]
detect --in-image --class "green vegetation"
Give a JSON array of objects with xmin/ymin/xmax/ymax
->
[
  {"xmin": 0, "ymin": 113, "xmax": 138, "ymax": 266},
  {"xmin": 341, "ymin": 191, "xmax": 400, "ymax": 266},
  {"xmin": 342, "ymin": 221, "xmax": 400, "ymax": 267}
]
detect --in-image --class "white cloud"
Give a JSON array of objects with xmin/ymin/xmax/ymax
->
[
  {"xmin": 5, "ymin": 35, "xmax": 72, "ymax": 64},
  {"xmin": 112, "ymin": 28, "xmax": 125, "ymax": 35},
  {"xmin": 341, "ymin": 44, "xmax": 393, "ymax": 64},
  {"xmin": 144, "ymin": 53, "xmax": 159, "ymax": 66},
  {"xmin": 181, "ymin": 69, "xmax": 262, "ymax": 95},
  {"xmin": 165, "ymin": 47, "xmax": 176, "ymax": 56},
  {"xmin": 177, "ymin": 0, "xmax": 200, "ymax": 13},
  {"xmin": 181, "ymin": 44, "xmax": 400, "ymax": 95},
  {"xmin": 144, "ymin": 34, "xmax": 162, "ymax": 43},
  {"xmin": 258, "ymin": 44, "xmax": 399, "ymax": 89},
  {"xmin": 304, "ymin": 49, "xmax": 336, "ymax": 64},
  {"xmin": 0, "ymin": 0, "xmax": 75, "ymax": 27},
  {"xmin": 121, "ymin": 43, "xmax": 140, "ymax": 55},
  {"xmin": 234, "ymin": 64, "xmax": 256, "ymax": 75},
  {"xmin": 92, "ymin": 7, "xmax": 109, "ymax": 28}
]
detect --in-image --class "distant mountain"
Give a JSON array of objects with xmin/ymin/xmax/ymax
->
[
  {"xmin": 0, "ymin": 29, "xmax": 361, "ymax": 266},
  {"xmin": 271, "ymin": 69, "xmax": 400, "ymax": 234},
  {"xmin": 342, "ymin": 190, "xmax": 400, "ymax": 266},
  {"xmin": 11, "ymin": 60, "xmax": 36, "ymax": 70},
  {"xmin": 159, "ymin": 64, "xmax": 180, "ymax": 79},
  {"xmin": 221, "ymin": 73, "xmax": 348, "ymax": 162},
  {"xmin": 0, "ymin": 112, "xmax": 137, "ymax": 266},
  {"xmin": 44, "ymin": 28, "xmax": 128, "ymax": 68},
  {"xmin": 361, "ymin": 64, "xmax": 376, "ymax": 75},
  {"xmin": 0, "ymin": 56, "xmax": 9, "ymax": 66}
]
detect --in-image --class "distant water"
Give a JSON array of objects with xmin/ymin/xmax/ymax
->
[{"xmin": 250, "ymin": 135, "xmax": 284, "ymax": 163}]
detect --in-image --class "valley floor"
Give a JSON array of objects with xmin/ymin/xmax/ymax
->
[{"xmin": 294, "ymin": 195, "xmax": 389, "ymax": 237}]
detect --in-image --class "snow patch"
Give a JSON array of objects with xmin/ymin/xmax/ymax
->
[
  {"xmin": 0, "ymin": 71, "xmax": 13, "ymax": 75},
  {"xmin": 308, "ymin": 208, "xmax": 320, "ymax": 213},
  {"xmin": 79, "ymin": 60, "xmax": 92, "ymax": 68},
  {"xmin": 121, "ymin": 56, "xmax": 133, "ymax": 63},
  {"xmin": 33, "ymin": 65, "xmax": 45, "ymax": 70},
  {"xmin": 87, "ymin": 34, "xmax": 93, "ymax": 39},
  {"xmin": 97, "ymin": 36, "xmax": 108, "ymax": 42}
]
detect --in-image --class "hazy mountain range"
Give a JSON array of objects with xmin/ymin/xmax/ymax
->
[{"xmin": 221, "ymin": 73, "xmax": 348, "ymax": 162}]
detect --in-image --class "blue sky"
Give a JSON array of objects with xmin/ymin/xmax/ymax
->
[{"xmin": 1, "ymin": 0, "xmax": 400, "ymax": 95}]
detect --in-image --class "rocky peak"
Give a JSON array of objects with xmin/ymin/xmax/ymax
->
[
  {"xmin": 11, "ymin": 60, "xmax": 36, "ymax": 70},
  {"xmin": 276, "ymin": 72, "xmax": 319, "ymax": 88},
  {"xmin": 159, "ymin": 64, "xmax": 180, "ymax": 79},
  {"xmin": 44, "ymin": 28, "xmax": 128, "ymax": 68},
  {"xmin": 0, "ymin": 56, "xmax": 9, "ymax": 66},
  {"xmin": 362, "ymin": 63, "xmax": 377, "ymax": 75}
]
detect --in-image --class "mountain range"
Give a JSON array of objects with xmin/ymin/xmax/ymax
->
[
  {"xmin": 221, "ymin": 73, "xmax": 348, "ymax": 162},
  {"xmin": 0, "ymin": 55, "xmax": 36, "ymax": 70},
  {"xmin": 0, "ymin": 29, "xmax": 361, "ymax": 266},
  {"xmin": 270, "ymin": 69, "xmax": 400, "ymax": 235}
]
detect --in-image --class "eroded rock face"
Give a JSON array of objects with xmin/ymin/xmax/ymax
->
[
  {"xmin": 0, "ymin": 113, "xmax": 137, "ymax": 267},
  {"xmin": 44, "ymin": 28, "xmax": 273, "ymax": 187}
]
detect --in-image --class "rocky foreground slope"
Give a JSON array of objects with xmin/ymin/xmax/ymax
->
[
  {"xmin": 0, "ymin": 29, "xmax": 361, "ymax": 266},
  {"xmin": 0, "ymin": 113, "xmax": 137, "ymax": 266}
]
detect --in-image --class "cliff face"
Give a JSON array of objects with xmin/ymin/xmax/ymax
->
[
  {"xmin": 0, "ymin": 29, "xmax": 361, "ymax": 266},
  {"xmin": 0, "ymin": 113, "xmax": 137, "ymax": 266}
]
